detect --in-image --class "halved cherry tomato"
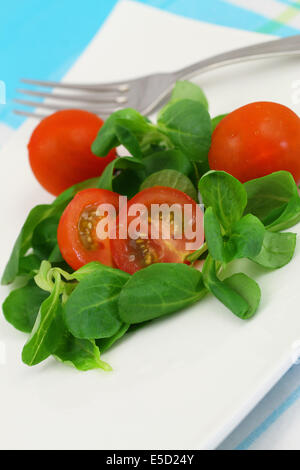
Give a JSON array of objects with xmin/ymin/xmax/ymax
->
[
  {"xmin": 110, "ymin": 186, "xmax": 204, "ymax": 275},
  {"xmin": 57, "ymin": 188, "xmax": 119, "ymax": 270},
  {"xmin": 28, "ymin": 110, "xmax": 116, "ymax": 196},
  {"xmin": 209, "ymin": 102, "xmax": 300, "ymax": 183}
]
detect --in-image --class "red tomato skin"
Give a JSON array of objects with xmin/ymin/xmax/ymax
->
[
  {"xmin": 28, "ymin": 110, "xmax": 116, "ymax": 196},
  {"xmin": 57, "ymin": 188, "xmax": 119, "ymax": 270},
  {"xmin": 111, "ymin": 186, "xmax": 204, "ymax": 275},
  {"xmin": 209, "ymin": 102, "xmax": 300, "ymax": 183}
]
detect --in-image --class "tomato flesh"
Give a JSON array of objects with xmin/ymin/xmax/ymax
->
[
  {"xmin": 209, "ymin": 102, "xmax": 300, "ymax": 183},
  {"xmin": 28, "ymin": 110, "xmax": 116, "ymax": 196},
  {"xmin": 57, "ymin": 188, "xmax": 119, "ymax": 270},
  {"xmin": 110, "ymin": 186, "xmax": 204, "ymax": 274}
]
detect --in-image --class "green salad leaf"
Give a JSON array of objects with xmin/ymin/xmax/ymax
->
[
  {"xmin": 91, "ymin": 108, "xmax": 151, "ymax": 157},
  {"xmin": 143, "ymin": 149, "xmax": 192, "ymax": 176},
  {"xmin": 64, "ymin": 267, "xmax": 130, "ymax": 339},
  {"xmin": 53, "ymin": 176, "xmax": 100, "ymax": 208},
  {"xmin": 2, "ymin": 205, "xmax": 58, "ymax": 285},
  {"xmin": 18, "ymin": 254, "xmax": 42, "ymax": 277},
  {"xmin": 115, "ymin": 122, "xmax": 144, "ymax": 160},
  {"xmin": 250, "ymin": 230, "xmax": 296, "ymax": 269},
  {"xmin": 204, "ymin": 198, "xmax": 265, "ymax": 263},
  {"xmin": 2, "ymin": 176, "xmax": 101, "ymax": 286},
  {"xmin": 244, "ymin": 171, "xmax": 300, "ymax": 231},
  {"xmin": 159, "ymin": 80, "xmax": 209, "ymax": 119},
  {"xmin": 202, "ymin": 256, "xmax": 261, "ymax": 319},
  {"xmin": 3, "ymin": 280, "xmax": 49, "ymax": 333},
  {"xmin": 2, "ymin": 80, "xmax": 300, "ymax": 373},
  {"xmin": 226, "ymin": 214, "xmax": 265, "ymax": 260},
  {"xmin": 223, "ymin": 273, "xmax": 261, "ymax": 320},
  {"xmin": 118, "ymin": 263, "xmax": 207, "ymax": 324},
  {"xmin": 113, "ymin": 169, "xmax": 143, "ymax": 199},
  {"xmin": 22, "ymin": 271, "xmax": 65, "ymax": 366},
  {"xmin": 32, "ymin": 216, "xmax": 60, "ymax": 260},
  {"xmin": 211, "ymin": 114, "xmax": 227, "ymax": 131},
  {"xmin": 69, "ymin": 261, "xmax": 111, "ymax": 281},
  {"xmin": 140, "ymin": 169, "xmax": 197, "ymax": 200},
  {"xmin": 199, "ymin": 170, "xmax": 247, "ymax": 232},
  {"xmin": 55, "ymin": 334, "xmax": 111, "ymax": 372},
  {"xmin": 96, "ymin": 323, "xmax": 130, "ymax": 354},
  {"xmin": 168, "ymin": 81, "xmax": 209, "ymax": 109},
  {"xmin": 158, "ymin": 99, "xmax": 212, "ymax": 162},
  {"xmin": 266, "ymin": 195, "xmax": 300, "ymax": 232},
  {"xmin": 204, "ymin": 207, "xmax": 225, "ymax": 262},
  {"xmin": 96, "ymin": 156, "xmax": 145, "ymax": 192}
]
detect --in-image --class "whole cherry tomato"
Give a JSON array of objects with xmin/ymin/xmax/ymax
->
[
  {"xmin": 209, "ymin": 102, "xmax": 300, "ymax": 183},
  {"xmin": 28, "ymin": 109, "xmax": 116, "ymax": 195}
]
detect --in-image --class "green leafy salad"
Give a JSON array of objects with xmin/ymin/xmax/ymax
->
[{"xmin": 2, "ymin": 81, "xmax": 300, "ymax": 372}]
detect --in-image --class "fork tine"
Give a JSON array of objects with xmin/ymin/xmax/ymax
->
[
  {"xmin": 13, "ymin": 109, "xmax": 49, "ymax": 119},
  {"xmin": 17, "ymin": 88, "xmax": 128, "ymax": 105},
  {"xmin": 14, "ymin": 108, "xmax": 113, "ymax": 120},
  {"xmin": 14, "ymin": 98, "xmax": 120, "ymax": 115},
  {"xmin": 21, "ymin": 78, "xmax": 129, "ymax": 93}
]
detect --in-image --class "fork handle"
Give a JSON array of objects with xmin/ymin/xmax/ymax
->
[{"xmin": 174, "ymin": 35, "xmax": 300, "ymax": 80}]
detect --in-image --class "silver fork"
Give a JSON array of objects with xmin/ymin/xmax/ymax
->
[{"xmin": 15, "ymin": 35, "xmax": 300, "ymax": 119}]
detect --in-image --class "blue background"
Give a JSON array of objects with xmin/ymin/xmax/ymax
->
[{"xmin": 1, "ymin": 0, "xmax": 299, "ymax": 129}]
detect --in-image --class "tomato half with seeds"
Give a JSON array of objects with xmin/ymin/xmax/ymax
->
[
  {"xmin": 57, "ymin": 188, "xmax": 119, "ymax": 270},
  {"xmin": 110, "ymin": 186, "xmax": 204, "ymax": 275}
]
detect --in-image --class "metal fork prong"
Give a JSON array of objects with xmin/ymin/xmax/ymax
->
[
  {"xmin": 14, "ymin": 98, "xmax": 120, "ymax": 114},
  {"xmin": 13, "ymin": 108, "xmax": 113, "ymax": 120},
  {"xmin": 17, "ymin": 89, "xmax": 128, "ymax": 104},
  {"xmin": 13, "ymin": 109, "xmax": 50, "ymax": 119},
  {"xmin": 21, "ymin": 78, "xmax": 130, "ymax": 93}
]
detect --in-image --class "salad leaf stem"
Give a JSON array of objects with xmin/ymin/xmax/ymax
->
[
  {"xmin": 186, "ymin": 242, "xmax": 208, "ymax": 263},
  {"xmin": 22, "ymin": 271, "xmax": 65, "ymax": 366}
]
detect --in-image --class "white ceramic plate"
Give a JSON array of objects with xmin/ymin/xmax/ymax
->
[{"xmin": 1, "ymin": 0, "xmax": 300, "ymax": 450}]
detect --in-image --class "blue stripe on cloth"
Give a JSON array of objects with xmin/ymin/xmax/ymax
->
[
  {"xmin": 0, "ymin": 0, "xmax": 118, "ymax": 129},
  {"xmin": 135, "ymin": 0, "xmax": 300, "ymax": 35},
  {"xmin": 219, "ymin": 365, "xmax": 300, "ymax": 450},
  {"xmin": 277, "ymin": 0, "xmax": 300, "ymax": 8},
  {"xmin": 236, "ymin": 385, "xmax": 300, "ymax": 450},
  {"xmin": 1, "ymin": 0, "xmax": 299, "ymax": 130}
]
